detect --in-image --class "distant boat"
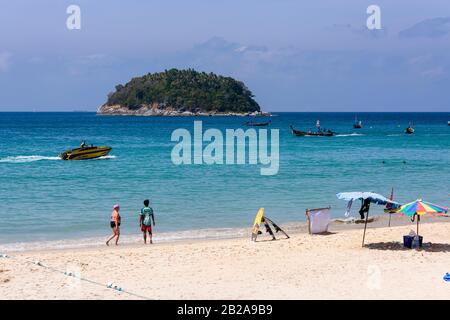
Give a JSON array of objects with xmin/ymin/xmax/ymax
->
[
  {"xmin": 290, "ymin": 125, "xmax": 335, "ymax": 137},
  {"xmin": 353, "ymin": 116, "xmax": 363, "ymax": 129},
  {"xmin": 448, "ymin": 121, "xmax": 450, "ymax": 126},
  {"xmin": 244, "ymin": 120, "xmax": 271, "ymax": 127},
  {"xmin": 405, "ymin": 122, "xmax": 414, "ymax": 134}
]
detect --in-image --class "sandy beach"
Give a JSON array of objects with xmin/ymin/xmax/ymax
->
[{"xmin": 1, "ymin": 215, "xmax": 449, "ymax": 300}]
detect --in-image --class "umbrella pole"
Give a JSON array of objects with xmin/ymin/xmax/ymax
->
[
  {"xmin": 388, "ymin": 213, "xmax": 391, "ymax": 227},
  {"xmin": 416, "ymin": 215, "xmax": 420, "ymax": 237},
  {"xmin": 362, "ymin": 210, "xmax": 370, "ymax": 247}
]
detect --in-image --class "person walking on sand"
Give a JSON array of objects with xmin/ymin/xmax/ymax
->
[
  {"xmin": 139, "ymin": 199, "xmax": 155, "ymax": 244},
  {"xmin": 106, "ymin": 204, "xmax": 121, "ymax": 246}
]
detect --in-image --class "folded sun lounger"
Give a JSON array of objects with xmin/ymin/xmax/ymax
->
[{"xmin": 306, "ymin": 207, "xmax": 331, "ymax": 234}]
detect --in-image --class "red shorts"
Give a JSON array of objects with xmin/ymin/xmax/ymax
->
[{"xmin": 141, "ymin": 224, "xmax": 152, "ymax": 233}]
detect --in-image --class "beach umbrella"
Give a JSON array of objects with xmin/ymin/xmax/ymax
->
[
  {"xmin": 384, "ymin": 188, "xmax": 399, "ymax": 227},
  {"xmin": 336, "ymin": 192, "xmax": 400, "ymax": 247},
  {"xmin": 396, "ymin": 199, "xmax": 448, "ymax": 237},
  {"xmin": 336, "ymin": 192, "xmax": 396, "ymax": 205}
]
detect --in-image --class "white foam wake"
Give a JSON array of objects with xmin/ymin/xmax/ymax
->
[
  {"xmin": 93, "ymin": 155, "xmax": 116, "ymax": 160},
  {"xmin": 335, "ymin": 133, "xmax": 364, "ymax": 137},
  {"xmin": 0, "ymin": 155, "xmax": 116, "ymax": 163},
  {"xmin": 0, "ymin": 155, "xmax": 61, "ymax": 163}
]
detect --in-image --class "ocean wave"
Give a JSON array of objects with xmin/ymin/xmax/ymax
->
[
  {"xmin": 0, "ymin": 155, "xmax": 61, "ymax": 163},
  {"xmin": 0, "ymin": 228, "xmax": 251, "ymax": 252},
  {"xmin": 0, "ymin": 222, "xmax": 306, "ymax": 252},
  {"xmin": 335, "ymin": 133, "xmax": 364, "ymax": 137}
]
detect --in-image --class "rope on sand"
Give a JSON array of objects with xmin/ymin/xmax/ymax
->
[{"xmin": 0, "ymin": 253, "xmax": 151, "ymax": 300}]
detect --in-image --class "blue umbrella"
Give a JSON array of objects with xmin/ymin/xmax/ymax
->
[
  {"xmin": 336, "ymin": 192, "xmax": 400, "ymax": 246},
  {"xmin": 336, "ymin": 192, "xmax": 399, "ymax": 206}
]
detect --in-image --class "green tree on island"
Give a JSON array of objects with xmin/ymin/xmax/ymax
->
[{"xmin": 105, "ymin": 69, "xmax": 261, "ymax": 113}]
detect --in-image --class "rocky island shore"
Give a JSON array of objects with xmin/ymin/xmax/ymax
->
[
  {"xmin": 97, "ymin": 69, "xmax": 270, "ymax": 116},
  {"xmin": 97, "ymin": 103, "xmax": 271, "ymax": 116}
]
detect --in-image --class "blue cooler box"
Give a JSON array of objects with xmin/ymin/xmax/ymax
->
[{"xmin": 403, "ymin": 235, "xmax": 423, "ymax": 248}]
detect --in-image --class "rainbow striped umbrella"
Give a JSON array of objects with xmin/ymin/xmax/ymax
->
[
  {"xmin": 397, "ymin": 200, "xmax": 447, "ymax": 217},
  {"xmin": 397, "ymin": 199, "xmax": 448, "ymax": 236}
]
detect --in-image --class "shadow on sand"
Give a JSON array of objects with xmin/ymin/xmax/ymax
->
[
  {"xmin": 255, "ymin": 237, "xmax": 291, "ymax": 243},
  {"xmin": 365, "ymin": 241, "xmax": 450, "ymax": 253},
  {"xmin": 310, "ymin": 231, "xmax": 337, "ymax": 236}
]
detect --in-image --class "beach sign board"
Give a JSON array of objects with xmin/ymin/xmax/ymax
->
[
  {"xmin": 251, "ymin": 208, "xmax": 289, "ymax": 241},
  {"xmin": 251, "ymin": 208, "xmax": 265, "ymax": 241}
]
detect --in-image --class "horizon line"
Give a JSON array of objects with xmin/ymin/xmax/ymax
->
[{"xmin": 0, "ymin": 110, "xmax": 448, "ymax": 113}]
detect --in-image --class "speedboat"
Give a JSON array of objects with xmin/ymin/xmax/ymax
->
[{"xmin": 59, "ymin": 145, "xmax": 112, "ymax": 160}]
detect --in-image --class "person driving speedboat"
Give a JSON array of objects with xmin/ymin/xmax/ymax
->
[{"xmin": 80, "ymin": 140, "xmax": 87, "ymax": 148}]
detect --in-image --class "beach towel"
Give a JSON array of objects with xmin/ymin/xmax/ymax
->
[
  {"xmin": 307, "ymin": 207, "xmax": 331, "ymax": 234},
  {"xmin": 344, "ymin": 199, "xmax": 353, "ymax": 217}
]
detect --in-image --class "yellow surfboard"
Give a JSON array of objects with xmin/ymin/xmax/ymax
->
[{"xmin": 251, "ymin": 208, "xmax": 265, "ymax": 241}]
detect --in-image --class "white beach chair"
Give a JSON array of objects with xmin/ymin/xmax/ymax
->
[{"xmin": 306, "ymin": 207, "xmax": 331, "ymax": 234}]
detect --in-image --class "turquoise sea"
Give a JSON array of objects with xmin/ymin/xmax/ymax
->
[{"xmin": 0, "ymin": 112, "xmax": 449, "ymax": 250}]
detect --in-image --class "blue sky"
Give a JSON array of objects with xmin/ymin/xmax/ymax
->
[{"xmin": 0, "ymin": 0, "xmax": 449, "ymax": 111}]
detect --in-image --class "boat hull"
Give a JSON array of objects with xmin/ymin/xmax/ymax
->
[
  {"xmin": 353, "ymin": 117, "xmax": 362, "ymax": 128},
  {"xmin": 290, "ymin": 126, "xmax": 335, "ymax": 137},
  {"xmin": 244, "ymin": 121, "xmax": 271, "ymax": 127},
  {"xmin": 59, "ymin": 146, "xmax": 112, "ymax": 160}
]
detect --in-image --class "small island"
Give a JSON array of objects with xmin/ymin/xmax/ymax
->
[{"xmin": 97, "ymin": 69, "xmax": 270, "ymax": 116}]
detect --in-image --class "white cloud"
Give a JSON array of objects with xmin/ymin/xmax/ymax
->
[
  {"xmin": 74, "ymin": 53, "xmax": 109, "ymax": 65},
  {"xmin": 0, "ymin": 52, "xmax": 12, "ymax": 72},
  {"xmin": 407, "ymin": 54, "xmax": 432, "ymax": 65},
  {"xmin": 29, "ymin": 56, "xmax": 44, "ymax": 64},
  {"xmin": 234, "ymin": 46, "xmax": 248, "ymax": 53},
  {"xmin": 399, "ymin": 17, "xmax": 450, "ymax": 38},
  {"xmin": 66, "ymin": 53, "xmax": 114, "ymax": 76},
  {"xmin": 421, "ymin": 67, "xmax": 444, "ymax": 78}
]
